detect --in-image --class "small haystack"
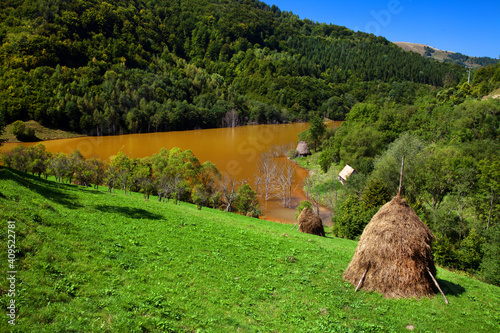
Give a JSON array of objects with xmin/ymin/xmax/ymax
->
[
  {"xmin": 296, "ymin": 141, "xmax": 311, "ymax": 157},
  {"xmin": 338, "ymin": 165, "xmax": 356, "ymax": 185},
  {"xmin": 297, "ymin": 208, "xmax": 325, "ymax": 237},
  {"xmin": 343, "ymin": 195, "xmax": 437, "ymax": 298}
]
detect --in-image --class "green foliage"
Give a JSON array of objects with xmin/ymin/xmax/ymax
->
[
  {"xmin": 309, "ymin": 97, "xmax": 499, "ymax": 282},
  {"xmin": 361, "ymin": 179, "xmax": 391, "ymax": 209},
  {"xmin": 11, "ymin": 120, "xmax": 26, "ymax": 138},
  {"xmin": 1, "ymin": 143, "xmax": 220, "ymax": 210},
  {"xmin": 308, "ymin": 114, "xmax": 327, "ymax": 151},
  {"xmin": 476, "ymin": 155, "xmax": 500, "ymax": 229},
  {"xmin": 0, "ymin": 116, "xmax": 5, "ymax": 146},
  {"xmin": 472, "ymin": 63, "xmax": 500, "ymax": 96},
  {"xmin": 234, "ymin": 183, "xmax": 259, "ymax": 216},
  {"xmin": 191, "ymin": 184, "xmax": 207, "ymax": 210},
  {"xmin": 295, "ymin": 200, "xmax": 313, "ymax": 219},
  {"xmin": 318, "ymin": 147, "xmax": 335, "ymax": 173},
  {"xmin": 339, "ymin": 125, "xmax": 384, "ymax": 174},
  {"xmin": 10, "ymin": 120, "xmax": 36, "ymax": 141},
  {"xmin": 458, "ymin": 229, "xmax": 485, "ymax": 272},
  {"xmin": 433, "ymin": 236, "xmax": 458, "ymax": 267},
  {"xmin": 332, "ymin": 195, "xmax": 376, "ymax": 240},
  {"xmin": 480, "ymin": 226, "xmax": 500, "ymax": 286},
  {"xmin": 371, "ymin": 132, "xmax": 426, "ymax": 198}
]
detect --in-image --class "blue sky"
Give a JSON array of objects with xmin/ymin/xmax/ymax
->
[{"xmin": 265, "ymin": 0, "xmax": 499, "ymax": 59}]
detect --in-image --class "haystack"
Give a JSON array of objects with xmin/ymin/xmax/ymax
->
[
  {"xmin": 343, "ymin": 195, "xmax": 437, "ymax": 298},
  {"xmin": 296, "ymin": 141, "xmax": 311, "ymax": 157},
  {"xmin": 297, "ymin": 208, "xmax": 325, "ymax": 237}
]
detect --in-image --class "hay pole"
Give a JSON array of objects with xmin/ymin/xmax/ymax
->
[
  {"xmin": 398, "ymin": 155, "xmax": 405, "ymax": 197},
  {"xmin": 426, "ymin": 266, "xmax": 449, "ymax": 304},
  {"xmin": 355, "ymin": 266, "xmax": 369, "ymax": 292}
]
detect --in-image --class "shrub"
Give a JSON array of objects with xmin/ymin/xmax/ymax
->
[
  {"xmin": 191, "ymin": 184, "xmax": 207, "ymax": 210},
  {"xmin": 332, "ymin": 195, "xmax": 376, "ymax": 240},
  {"xmin": 295, "ymin": 200, "xmax": 313, "ymax": 219},
  {"xmin": 11, "ymin": 120, "xmax": 26, "ymax": 139},
  {"xmin": 11, "ymin": 120, "xmax": 36, "ymax": 141},
  {"xmin": 480, "ymin": 225, "xmax": 500, "ymax": 286},
  {"xmin": 362, "ymin": 179, "xmax": 391, "ymax": 208},
  {"xmin": 318, "ymin": 148, "xmax": 335, "ymax": 173},
  {"xmin": 457, "ymin": 228, "xmax": 484, "ymax": 271},
  {"xmin": 433, "ymin": 236, "xmax": 458, "ymax": 267},
  {"xmin": 234, "ymin": 184, "xmax": 259, "ymax": 216}
]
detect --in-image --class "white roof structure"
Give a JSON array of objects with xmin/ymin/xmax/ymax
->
[{"xmin": 338, "ymin": 165, "xmax": 356, "ymax": 185}]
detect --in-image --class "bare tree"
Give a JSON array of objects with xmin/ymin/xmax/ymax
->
[
  {"xmin": 255, "ymin": 152, "xmax": 277, "ymax": 201},
  {"xmin": 219, "ymin": 173, "xmax": 242, "ymax": 212},
  {"xmin": 222, "ymin": 109, "xmax": 239, "ymax": 128},
  {"xmin": 269, "ymin": 143, "xmax": 294, "ymax": 158},
  {"xmin": 274, "ymin": 161, "xmax": 297, "ymax": 208}
]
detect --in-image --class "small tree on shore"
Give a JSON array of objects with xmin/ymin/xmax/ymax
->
[{"xmin": 235, "ymin": 183, "xmax": 259, "ymax": 216}]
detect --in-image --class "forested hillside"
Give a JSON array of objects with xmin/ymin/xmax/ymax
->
[{"xmin": 0, "ymin": 0, "xmax": 467, "ymax": 135}]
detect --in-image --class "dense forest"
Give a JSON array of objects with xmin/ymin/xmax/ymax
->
[{"xmin": 0, "ymin": 0, "xmax": 470, "ymax": 136}]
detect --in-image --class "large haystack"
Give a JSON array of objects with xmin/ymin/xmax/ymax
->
[
  {"xmin": 343, "ymin": 195, "xmax": 437, "ymax": 298},
  {"xmin": 298, "ymin": 208, "xmax": 325, "ymax": 237}
]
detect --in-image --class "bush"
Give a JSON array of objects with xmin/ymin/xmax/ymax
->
[
  {"xmin": 457, "ymin": 228, "xmax": 484, "ymax": 271},
  {"xmin": 191, "ymin": 185, "xmax": 207, "ymax": 210},
  {"xmin": 318, "ymin": 148, "xmax": 335, "ymax": 173},
  {"xmin": 295, "ymin": 200, "xmax": 313, "ymax": 219},
  {"xmin": 11, "ymin": 120, "xmax": 26, "ymax": 139},
  {"xmin": 362, "ymin": 178, "xmax": 391, "ymax": 208},
  {"xmin": 234, "ymin": 184, "xmax": 259, "ymax": 216},
  {"xmin": 11, "ymin": 120, "xmax": 36, "ymax": 141},
  {"xmin": 433, "ymin": 236, "xmax": 458, "ymax": 267},
  {"xmin": 332, "ymin": 195, "xmax": 376, "ymax": 240},
  {"xmin": 480, "ymin": 225, "xmax": 500, "ymax": 286}
]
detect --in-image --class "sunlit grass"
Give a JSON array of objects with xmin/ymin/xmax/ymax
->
[{"xmin": 1, "ymin": 166, "xmax": 499, "ymax": 332}]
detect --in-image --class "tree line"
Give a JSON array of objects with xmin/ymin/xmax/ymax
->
[{"xmin": 1, "ymin": 144, "xmax": 260, "ymax": 216}]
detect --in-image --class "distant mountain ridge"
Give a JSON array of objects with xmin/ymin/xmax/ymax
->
[{"xmin": 394, "ymin": 42, "xmax": 499, "ymax": 68}]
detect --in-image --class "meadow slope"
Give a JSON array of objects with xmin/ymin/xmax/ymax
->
[{"xmin": 1, "ymin": 167, "xmax": 499, "ymax": 332}]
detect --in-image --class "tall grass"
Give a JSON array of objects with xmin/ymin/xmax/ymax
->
[{"xmin": 1, "ymin": 167, "xmax": 499, "ymax": 332}]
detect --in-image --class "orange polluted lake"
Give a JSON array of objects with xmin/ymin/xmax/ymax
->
[{"xmin": 1, "ymin": 122, "xmax": 341, "ymax": 223}]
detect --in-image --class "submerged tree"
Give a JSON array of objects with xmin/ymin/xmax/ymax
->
[
  {"xmin": 255, "ymin": 152, "xmax": 277, "ymax": 201},
  {"xmin": 274, "ymin": 162, "xmax": 297, "ymax": 208}
]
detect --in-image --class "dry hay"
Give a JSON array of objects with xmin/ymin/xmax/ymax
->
[
  {"xmin": 296, "ymin": 141, "xmax": 311, "ymax": 157},
  {"xmin": 298, "ymin": 208, "xmax": 325, "ymax": 237},
  {"xmin": 343, "ymin": 195, "xmax": 437, "ymax": 298}
]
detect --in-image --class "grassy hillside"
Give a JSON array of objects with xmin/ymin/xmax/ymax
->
[
  {"xmin": 394, "ymin": 42, "xmax": 499, "ymax": 68},
  {"xmin": 0, "ymin": 120, "xmax": 84, "ymax": 143},
  {"xmin": 1, "ymin": 166, "xmax": 499, "ymax": 332}
]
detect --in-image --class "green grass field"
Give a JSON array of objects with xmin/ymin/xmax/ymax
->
[{"xmin": 1, "ymin": 166, "xmax": 499, "ymax": 332}]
